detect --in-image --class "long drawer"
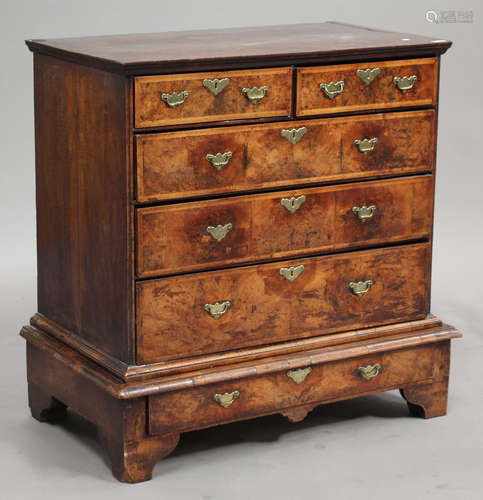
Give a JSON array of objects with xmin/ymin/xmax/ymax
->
[
  {"xmin": 134, "ymin": 67, "xmax": 292, "ymax": 128},
  {"xmin": 137, "ymin": 176, "xmax": 433, "ymax": 278},
  {"xmin": 136, "ymin": 109, "xmax": 435, "ymax": 202},
  {"xmin": 297, "ymin": 58, "xmax": 438, "ymax": 116},
  {"xmin": 148, "ymin": 342, "xmax": 437, "ymax": 434},
  {"xmin": 136, "ymin": 243, "xmax": 431, "ymax": 363}
]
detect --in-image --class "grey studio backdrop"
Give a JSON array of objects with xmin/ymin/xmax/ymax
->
[{"xmin": 0, "ymin": 1, "xmax": 481, "ymax": 499}]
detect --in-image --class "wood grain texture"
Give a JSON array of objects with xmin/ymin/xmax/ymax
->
[
  {"xmin": 28, "ymin": 383, "xmax": 67, "ymax": 422},
  {"xmin": 24, "ymin": 326, "xmax": 457, "ymax": 480},
  {"xmin": 28, "ymin": 312, "xmax": 442, "ymax": 381},
  {"xmin": 297, "ymin": 58, "xmax": 438, "ymax": 116},
  {"xmin": 134, "ymin": 67, "xmax": 292, "ymax": 128},
  {"xmin": 26, "ymin": 341, "xmax": 180, "ymax": 483},
  {"xmin": 22, "ymin": 319, "xmax": 461, "ymax": 399},
  {"xmin": 281, "ymin": 404, "xmax": 317, "ymax": 423},
  {"xmin": 33, "ymin": 54, "xmax": 133, "ymax": 363},
  {"xmin": 148, "ymin": 343, "xmax": 437, "ymax": 434},
  {"xmin": 400, "ymin": 340, "xmax": 450, "ymax": 418},
  {"xmin": 136, "ymin": 109, "xmax": 435, "ymax": 202},
  {"xmin": 137, "ymin": 176, "xmax": 433, "ymax": 277},
  {"xmin": 22, "ymin": 22, "xmax": 460, "ymax": 484},
  {"xmin": 136, "ymin": 243, "xmax": 431, "ymax": 363},
  {"xmin": 25, "ymin": 22, "xmax": 451, "ymax": 75}
]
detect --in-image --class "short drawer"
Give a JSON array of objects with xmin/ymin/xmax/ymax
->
[
  {"xmin": 137, "ymin": 176, "xmax": 433, "ymax": 278},
  {"xmin": 136, "ymin": 243, "xmax": 430, "ymax": 363},
  {"xmin": 134, "ymin": 67, "xmax": 292, "ymax": 128},
  {"xmin": 297, "ymin": 58, "xmax": 438, "ymax": 117},
  {"xmin": 136, "ymin": 109, "xmax": 435, "ymax": 202},
  {"xmin": 148, "ymin": 343, "xmax": 436, "ymax": 434}
]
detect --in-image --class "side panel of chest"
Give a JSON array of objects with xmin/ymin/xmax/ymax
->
[{"xmin": 33, "ymin": 54, "xmax": 133, "ymax": 363}]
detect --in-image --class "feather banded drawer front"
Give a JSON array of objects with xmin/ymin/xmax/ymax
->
[{"xmin": 22, "ymin": 22, "xmax": 461, "ymax": 483}]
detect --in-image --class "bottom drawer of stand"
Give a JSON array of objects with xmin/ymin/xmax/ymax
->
[{"xmin": 148, "ymin": 343, "xmax": 437, "ymax": 434}]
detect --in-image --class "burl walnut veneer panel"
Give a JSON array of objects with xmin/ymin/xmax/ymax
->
[
  {"xmin": 136, "ymin": 243, "xmax": 431, "ymax": 363},
  {"xmin": 149, "ymin": 343, "xmax": 438, "ymax": 433},
  {"xmin": 137, "ymin": 176, "xmax": 433, "ymax": 277},
  {"xmin": 297, "ymin": 58, "xmax": 438, "ymax": 116},
  {"xmin": 134, "ymin": 67, "xmax": 292, "ymax": 128},
  {"xmin": 136, "ymin": 110, "xmax": 435, "ymax": 202}
]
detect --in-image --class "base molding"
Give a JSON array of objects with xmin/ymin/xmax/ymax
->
[
  {"xmin": 30, "ymin": 312, "xmax": 444, "ymax": 381},
  {"xmin": 23, "ymin": 320, "xmax": 461, "ymax": 483}
]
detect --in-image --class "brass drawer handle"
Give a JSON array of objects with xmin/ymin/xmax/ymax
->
[
  {"xmin": 280, "ymin": 265, "xmax": 304, "ymax": 282},
  {"xmin": 349, "ymin": 280, "xmax": 373, "ymax": 297},
  {"xmin": 281, "ymin": 127, "xmax": 307, "ymax": 145},
  {"xmin": 358, "ymin": 363, "xmax": 382, "ymax": 381},
  {"xmin": 214, "ymin": 390, "xmax": 240, "ymax": 408},
  {"xmin": 281, "ymin": 195, "xmax": 306, "ymax": 214},
  {"xmin": 352, "ymin": 205, "xmax": 377, "ymax": 222},
  {"xmin": 393, "ymin": 75, "xmax": 418, "ymax": 93},
  {"xmin": 204, "ymin": 300, "xmax": 231, "ymax": 319},
  {"xmin": 160, "ymin": 90, "xmax": 189, "ymax": 108},
  {"xmin": 241, "ymin": 86, "xmax": 269, "ymax": 104},
  {"xmin": 356, "ymin": 67, "xmax": 381, "ymax": 86},
  {"xmin": 353, "ymin": 138, "xmax": 378, "ymax": 154},
  {"xmin": 203, "ymin": 77, "xmax": 230, "ymax": 96},
  {"xmin": 287, "ymin": 367, "xmax": 312, "ymax": 384},
  {"xmin": 319, "ymin": 80, "xmax": 344, "ymax": 99},
  {"xmin": 206, "ymin": 223, "xmax": 233, "ymax": 242},
  {"xmin": 206, "ymin": 151, "xmax": 233, "ymax": 171}
]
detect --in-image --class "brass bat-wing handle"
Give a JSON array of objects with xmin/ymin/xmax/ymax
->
[
  {"xmin": 160, "ymin": 90, "xmax": 189, "ymax": 107},
  {"xmin": 352, "ymin": 205, "xmax": 377, "ymax": 222},
  {"xmin": 204, "ymin": 300, "xmax": 232, "ymax": 320},
  {"xmin": 358, "ymin": 364, "xmax": 382, "ymax": 381},
  {"xmin": 393, "ymin": 75, "xmax": 418, "ymax": 93},
  {"xmin": 319, "ymin": 80, "xmax": 344, "ymax": 99},
  {"xmin": 214, "ymin": 390, "xmax": 240, "ymax": 408},
  {"xmin": 206, "ymin": 152, "xmax": 233, "ymax": 171},
  {"xmin": 241, "ymin": 86, "xmax": 269, "ymax": 104},
  {"xmin": 349, "ymin": 280, "xmax": 373, "ymax": 297}
]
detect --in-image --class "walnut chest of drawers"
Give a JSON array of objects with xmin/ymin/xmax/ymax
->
[{"xmin": 22, "ymin": 22, "xmax": 461, "ymax": 483}]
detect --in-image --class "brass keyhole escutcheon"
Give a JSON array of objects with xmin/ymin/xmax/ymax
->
[
  {"xmin": 287, "ymin": 367, "xmax": 312, "ymax": 384},
  {"xmin": 281, "ymin": 127, "xmax": 307, "ymax": 145},
  {"xmin": 356, "ymin": 67, "xmax": 381, "ymax": 86},
  {"xmin": 280, "ymin": 265, "xmax": 305, "ymax": 282},
  {"xmin": 206, "ymin": 223, "xmax": 233, "ymax": 242},
  {"xmin": 280, "ymin": 195, "xmax": 306, "ymax": 214},
  {"xmin": 203, "ymin": 77, "xmax": 230, "ymax": 96}
]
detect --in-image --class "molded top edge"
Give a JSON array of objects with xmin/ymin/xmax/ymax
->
[{"xmin": 26, "ymin": 22, "xmax": 452, "ymax": 75}]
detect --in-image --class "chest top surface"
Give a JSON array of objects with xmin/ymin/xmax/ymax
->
[{"xmin": 26, "ymin": 22, "xmax": 451, "ymax": 75}]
